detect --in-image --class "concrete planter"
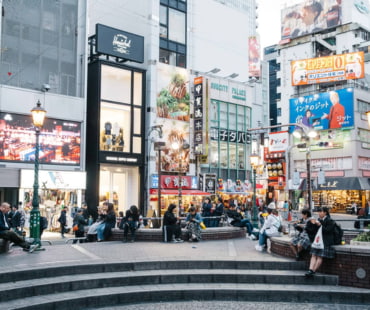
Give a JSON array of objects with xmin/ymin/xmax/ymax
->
[{"xmin": 350, "ymin": 240, "xmax": 370, "ymax": 246}]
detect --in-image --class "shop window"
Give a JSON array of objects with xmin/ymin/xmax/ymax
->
[
  {"xmin": 237, "ymin": 106, "xmax": 245, "ymax": 131},
  {"xmin": 219, "ymin": 102, "xmax": 227, "ymax": 128},
  {"xmin": 100, "ymin": 102, "xmax": 131, "ymax": 153},
  {"xmin": 168, "ymin": 8, "xmax": 185, "ymax": 44},
  {"xmin": 133, "ymin": 72, "xmax": 143, "ymax": 106},
  {"xmin": 220, "ymin": 142, "xmax": 228, "ymax": 168},
  {"xmin": 133, "ymin": 108, "xmax": 141, "ymax": 135},
  {"xmin": 210, "ymin": 100, "xmax": 219, "ymax": 124},
  {"xmin": 229, "ymin": 143, "xmax": 237, "ymax": 169},
  {"xmin": 229, "ymin": 104, "xmax": 237, "ymax": 130},
  {"xmin": 210, "ymin": 141, "xmax": 218, "ymax": 167},
  {"xmin": 238, "ymin": 144, "xmax": 245, "ymax": 169},
  {"xmin": 132, "ymin": 137, "xmax": 142, "ymax": 154},
  {"xmin": 101, "ymin": 65, "xmax": 131, "ymax": 103}
]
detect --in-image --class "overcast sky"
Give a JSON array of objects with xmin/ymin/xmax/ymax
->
[{"xmin": 258, "ymin": 0, "xmax": 301, "ymax": 49}]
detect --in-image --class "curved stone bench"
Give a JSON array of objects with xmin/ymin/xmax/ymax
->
[
  {"xmin": 270, "ymin": 235, "xmax": 370, "ymax": 289},
  {"xmin": 107, "ymin": 226, "xmax": 246, "ymax": 242}
]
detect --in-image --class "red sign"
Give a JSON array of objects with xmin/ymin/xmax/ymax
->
[{"xmin": 160, "ymin": 175, "xmax": 193, "ymax": 189}]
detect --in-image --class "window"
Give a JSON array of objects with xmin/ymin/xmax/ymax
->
[
  {"xmin": 159, "ymin": 3, "xmax": 187, "ymax": 68},
  {"xmin": 277, "ymin": 108, "xmax": 282, "ymax": 117}
]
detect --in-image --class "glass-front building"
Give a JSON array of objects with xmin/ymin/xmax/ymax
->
[{"xmin": 86, "ymin": 62, "xmax": 145, "ymax": 216}]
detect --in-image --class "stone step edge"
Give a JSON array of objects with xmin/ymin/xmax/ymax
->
[
  {"xmin": 0, "ymin": 260, "xmax": 306, "ymax": 283},
  {"xmin": 2, "ymin": 283, "xmax": 369, "ymax": 310},
  {"xmin": 0, "ymin": 268, "xmax": 339, "ymax": 291}
]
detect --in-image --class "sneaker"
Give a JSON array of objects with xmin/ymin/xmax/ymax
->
[
  {"xmin": 175, "ymin": 238, "xmax": 184, "ymax": 243},
  {"xmin": 29, "ymin": 244, "xmax": 39, "ymax": 253},
  {"xmin": 249, "ymin": 234, "xmax": 257, "ymax": 241},
  {"xmin": 255, "ymin": 244, "xmax": 263, "ymax": 252},
  {"xmin": 252, "ymin": 228, "xmax": 259, "ymax": 233}
]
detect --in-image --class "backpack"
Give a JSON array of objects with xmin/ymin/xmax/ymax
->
[
  {"xmin": 333, "ymin": 222, "xmax": 343, "ymax": 245},
  {"xmin": 40, "ymin": 216, "xmax": 48, "ymax": 230}
]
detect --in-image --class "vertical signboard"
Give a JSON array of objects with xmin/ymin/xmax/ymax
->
[{"xmin": 193, "ymin": 76, "xmax": 204, "ymax": 154}]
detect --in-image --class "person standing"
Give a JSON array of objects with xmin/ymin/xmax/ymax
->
[
  {"xmin": 214, "ymin": 198, "xmax": 224, "ymax": 227},
  {"xmin": 0, "ymin": 202, "xmax": 37, "ymax": 253},
  {"xmin": 72, "ymin": 208, "xmax": 87, "ymax": 244},
  {"xmin": 201, "ymin": 197, "xmax": 212, "ymax": 227},
  {"xmin": 58, "ymin": 207, "xmax": 68, "ymax": 238},
  {"xmin": 305, "ymin": 207, "xmax": 336, "ymax": 277},
  {"xmin": 321, "ymin": 91, "xmax": 345, "ymax": 129}
]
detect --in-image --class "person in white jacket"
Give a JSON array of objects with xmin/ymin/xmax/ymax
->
[{"xmin": 255, "ymin": 205, "xmax": 282, "ymax": 252}]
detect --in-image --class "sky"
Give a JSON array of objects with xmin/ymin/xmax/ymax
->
[{"xmin": 258, "ymin": 0, "xmax": 300, "ymax": 49}]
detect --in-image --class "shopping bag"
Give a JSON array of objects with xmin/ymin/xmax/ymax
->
[
  {"xmin": 200, "ymin": 222, "xmax": 206, "ymax": 229},
  {"xmin": 311, "ymin": 226, "xmax": 324, "ymax": 249}
]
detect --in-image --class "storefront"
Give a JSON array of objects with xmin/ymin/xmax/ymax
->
[
  {"xmin": 149, "ymin": 175, "xmax": 210, "ymax": 218},
  {"xmin": 300, "ymin": 177, "xmax": 370, "ymax": 212},
  {"xmin": 86, "ymin": 25, "xmax": 145, "ymax": 217},
  {"xmin": 19, "ymin": 169, "xmax": 86, "ymax": 231}
]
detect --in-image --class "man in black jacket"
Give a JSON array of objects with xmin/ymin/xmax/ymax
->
[
  {"xmin": 163, "ymin": 204, "xmax": 183, "ymax": 243},
  {"xmin": 11, "ymin": 205, "xmax": 22, "ymax": 235},
  {"xmin": 58, "ymin": 207, "xmax": 68, "ymax": 238},
  {"xmin": 0, "ymin": 202, "xmax": 37, "ymax": 253}
]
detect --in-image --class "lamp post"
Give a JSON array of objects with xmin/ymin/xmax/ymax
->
[
  {"xmin": 248, "ymin": 123, "xmax": 317, "ymax": 212},
  {"xmin": 250, "ymin": 152, "xmax": 259, "ymax": 228},
  {"xmin": 172, "ymin": 141, "xmax": 190, "ymax": 213},
  {"xmin": 30, "ymin": 100, "xmax": 46, "ymax": 247},
  {"xmin": 154, "ymin": 141, "xmax": 165, "ymax": 227}
]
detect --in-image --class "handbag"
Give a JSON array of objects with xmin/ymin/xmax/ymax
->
[
  {"xmin": 200, "ymin": 222, "xmax": 206, "ymax": 229},
  {"xmin": 311, "ymin": 226, "xmax": 324, "ymax": 249},
  {"xmin": 73, "ymin": 224, "xmax": 79, "ymax": 232}
]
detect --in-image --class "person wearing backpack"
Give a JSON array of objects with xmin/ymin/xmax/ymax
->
[{"xmin": 305, "ymin": 207, "xmax": 335, "ymax": 278}]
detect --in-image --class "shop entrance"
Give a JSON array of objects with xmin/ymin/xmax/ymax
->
[{"xmin": 99, "ymin": 165, "xmax": 139, "ymax": 214}]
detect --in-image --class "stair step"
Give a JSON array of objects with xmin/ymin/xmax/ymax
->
[
  {"xmin": 0, "ymin": 269, "xmax": 339, "ymax": 302},
  {"xmin": 2, "ymin": 283, "xmax": 369, "ymax": 310}
]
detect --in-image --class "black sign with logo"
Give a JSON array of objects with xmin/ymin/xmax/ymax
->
[{"xmin": 96, "ymin": 24, "xmax": 144, "ymax": 63}]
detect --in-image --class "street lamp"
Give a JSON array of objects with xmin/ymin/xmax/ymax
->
[
  {"xmin": 171, "ymin": 141, "xmax": 190, "ymax": 213},
  {"xmin": 154, "ymin": 141, "xmax": 165, "ymax": 228},
  {"xmin": 30, "ymin": 100, "xmax": 46, "ymax": 248},
  {"xmin": 250, "ymin": 152, "xmax": 259, "ymax": 228}
]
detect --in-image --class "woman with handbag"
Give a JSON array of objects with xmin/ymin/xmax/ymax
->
[
  {"xmin": 305, "ymin": 207, "xmax": 335, "ymax": 277},
  {"xmin": 289, "ymin": 209, "xmax": 318, "ymax": 260}
]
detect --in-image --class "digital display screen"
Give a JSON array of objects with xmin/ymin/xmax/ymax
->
[{"xmin": 0, "ymin": 112, "xmax": 81, "ymax": 165}]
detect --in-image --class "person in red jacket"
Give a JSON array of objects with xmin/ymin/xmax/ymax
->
[{"xmin": 321, "ymin": 91, "xmax": 345, "ymax": 129}]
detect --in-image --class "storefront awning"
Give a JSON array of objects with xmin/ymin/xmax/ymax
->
[
  {"xmin": 149, "ymin": 189, "xmax": 211, "ymax": 195},
  {"xmin": 299, "ymin": 177, "xmax": 370, "ymax": 191}
]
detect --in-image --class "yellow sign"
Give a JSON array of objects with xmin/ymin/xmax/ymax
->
[{"xmin": 291, "ymin": 52, "xmax": 365, "ymax": 86}]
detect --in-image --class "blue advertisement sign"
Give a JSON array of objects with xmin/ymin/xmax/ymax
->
[{"xmin": 289, "ymin": 88, "xmax": 354, "ymax": 131}]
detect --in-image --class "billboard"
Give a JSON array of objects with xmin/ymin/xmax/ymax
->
[
  {"xmin": 249, "ymin": 36, "xmax": 261, "ymax": 78},
  {"xmin": 281, "ymin": 0, "xmax": 343, "ymax": 41},
  {"xmin": 291, "ymin": 52, "xmax": 365, "ymax": 86},
  {"xmin": 0, "ymin": 112, "xmax": 81, "ymax": 165},
  {"xmin": 289, "ymin": 88, "xmax": 354, "ymax": 130}
]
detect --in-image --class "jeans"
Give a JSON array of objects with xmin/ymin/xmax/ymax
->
[
  {"xmin": 240, "ymin": 219, "xmax": 253, "ymax": 235},
  {"xmin": 96, "ymin": 223, "xmax": 106, "ymax": 241},
  {"xmin": 258, "ymin": 230, "xmax": 268, "ymax": 246},
  {"xmin": 123, "ymin": 221, "xmax": 138, "ymax": 241}
]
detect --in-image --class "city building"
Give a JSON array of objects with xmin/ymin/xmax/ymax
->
[
  {"xmin": 0, "ymin": 1, "xmax": 88, "ymax": 226},
  {"xmin": 271, "ymin": 0, "xmax": 370, "ymax": 211}
]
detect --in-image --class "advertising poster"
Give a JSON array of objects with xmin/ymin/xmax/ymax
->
[
  {"xmin": 156, "ymin": 64, "xmax": 190, "ymax": 121},
  {"xmin": 0, "ymin": 112, "xmax": 81, "ymax": 165},
  {"xmin": 289, "ymin": 88, "xmax": 354, "ymax": 130},
  {"xmin": 154, "ymin": 119, "xmax": 190, "ymax": 173},
  {"xmin": 281, "ymin": 0, "xmax": 342, "ymax": 41},
  {"xmin": 248, "ymin": 36, "xmax": 261, "ymax": 78},
  {"xmin": 291, "ymin": 52, "xmax": 365, "ymax": 86}
]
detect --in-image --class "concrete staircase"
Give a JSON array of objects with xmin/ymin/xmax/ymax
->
[{"xmin": 0, "ymin": 260, "xmax": 368, "ymax": 309}]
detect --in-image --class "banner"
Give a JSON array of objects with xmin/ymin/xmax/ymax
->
[
  {"xmin": 281, "ymin": 0, "xmax": 343, "ymax": 41},
  {"xmin": 289, "ymin": 88, "xmax": 354, "ymax": 130},
  {"xmin": 291, "ymin": 52, "xmax": 365, "ymax": 86}
]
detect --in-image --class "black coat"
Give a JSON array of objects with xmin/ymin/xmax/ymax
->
[
  {"xmin": 319, "ymin": 216, "xmax": 335, "ymax": 247},
  {"xmin": 305, "ymin": 220, "xmax": 319, "ymax": 243},
  {"xmin": 163, "ymin": 211, "xmax": 177, "ymax": 226},
  {"xmin": 0, "ymin": 211, "xmax": 11, "ymax": 232},
  {"xmin": 11, "ymin": 210, "xmax": 22, "ymax": 228},
  {"xmin": 58, "ymin": 210, "xmax": 67, "ymax": 226},
  {"xmin": 214, "ymin": 203, "xmax": 224, "ymax": 217},
  {"xmin": 103, "ymin": 211, "xmax": 116, "ymax": 239},
  {"xmin": 202, "ymin": 202, "xmax": 212, "ymax": 217}
]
